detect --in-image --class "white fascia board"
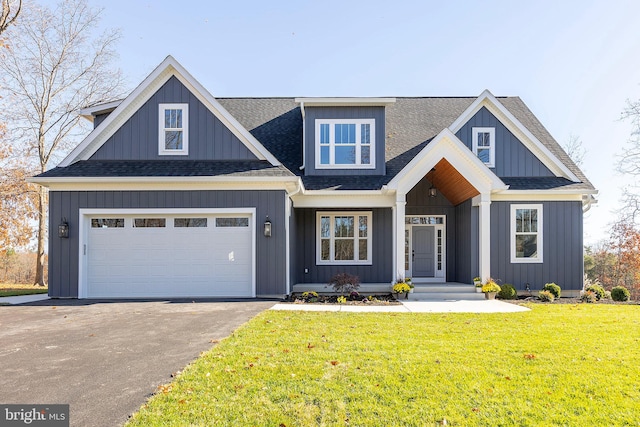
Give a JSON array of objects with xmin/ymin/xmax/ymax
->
[
  {"xmin": 449, "ymin": 90, "xmax": 579, "ymax": 182},
  {"xmin": 294, "ymin": 97, "xmax": 396, "ymax": 106},
  {"xmin": 29, "ymin": 176, "xmax": 300, "ymax": 192},
  {"xmin": 491, "ymin": 192, "xmax": 585, "ymax": 202},
  {"xmin": 386, "ymin": 128, "xmax": 507, "ymax": 195},
  {"xmin": 79, "ymin": 100, "xmax": 123, "ymax": 121},
  {"xmin": 291, "ymin": 192, "xmax": 395, "ymax": 208},
  {"xmin": 61, "ymin": 55, "xmax": 280, "ymax": 167}
]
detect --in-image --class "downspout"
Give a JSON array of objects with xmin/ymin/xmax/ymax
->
[{"xmin": 299, "ymin": 101, "xmax": 306, "ymax": 171}]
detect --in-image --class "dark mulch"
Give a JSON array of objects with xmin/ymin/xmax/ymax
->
[
  {"xmin": 287, "ymin": 293, "xmax": 401, "ymax": 306},
  {"xmin": 508, "ymin": 296, "xmax": 639, "ymax": 305}
]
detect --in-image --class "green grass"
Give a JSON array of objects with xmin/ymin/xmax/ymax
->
[
  {"xmin": 127, "ymin": 305, "xmax": 640, "ymax": 426},
  {"xmin": 0, "ymin": 283, "xmax": 48, "ymax": 297}
]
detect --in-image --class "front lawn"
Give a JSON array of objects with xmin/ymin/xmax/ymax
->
[
  {"xmin": 0, "ymin": 283, "xmax": 48, "ymax": 297},
  {"xmin": 127, "ymin": 305, "xmax": 640, "ymax": 426}
]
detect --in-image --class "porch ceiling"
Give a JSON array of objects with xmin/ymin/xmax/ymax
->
[{"xmin": 427, "ymin": 158, "xmax": 480, "ymax": 205}]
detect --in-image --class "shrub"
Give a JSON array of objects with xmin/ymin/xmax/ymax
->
[
  {"xmin": 611, "ymin": 286, "xmax": 631, "ymax": 302},
  {"xmin": 392, "ymin": 282, "xmax": 411, "ymax": 294},
  {"xmin": 538, "ymin": 290, "xmax": 555, "ymax": 302},
  {"xmin": 301, "ymin": 291, "xmax": 319, "ymax": 302},
  {"xmin": 542, "ymin": 283, "xmax": 561, "ymax": 299},
  {"xmin": 580, "ymin": 290, "xmax": 597, "ymax": 303},
  {"xmin": 497, "ymin": 284, "xmax": 518, "ymax": 300},
  {"xmin": 329, "ymin": 273, "xmax": 360, "ymax": 294},
  {"xmin": 585, "ymin": 284, "xmax": 605, "ymax": 301}
]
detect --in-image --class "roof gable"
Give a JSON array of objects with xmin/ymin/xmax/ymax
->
[
  {"xmin": 449, "ymin": 90, "xmax": 579, "ymax": 182},
  {"xmin": 60, "ymin": 56, "xmax": 280, "ymax": 167}
]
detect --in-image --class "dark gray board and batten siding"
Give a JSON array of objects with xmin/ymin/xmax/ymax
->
[
  {"xmin": 291, "ymin": 208, "xmax": 393, "ymax": 285},
  {"xmin": 90, "ymin": 76, "xmax": 258, "ymax": 161},
  {"xmin": 490, "ymin": 201, "xmax": 583, "ymax": 290},
  {"xmin": 456, "ymin": 106, "xmax": 554, "ymax": 178},
  {"xmin": 48, "ymin": 190, "xmax": 287, "ymax": 298},
  {"xmin": 303, "ymin": 106, "xmax": 386, "ymax": 176}
]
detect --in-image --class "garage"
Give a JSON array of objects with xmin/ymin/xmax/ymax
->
[{"xmin": 80, "ymin": 210, "xmax": 255, "ymax": 298}]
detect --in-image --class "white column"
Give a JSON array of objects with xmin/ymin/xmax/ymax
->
[
  {"xmin": 394, "ymin": 193, "xmax": 406, "ymax": 282},
  {"xmin": 477, "ymin": 192, "xmax": 491, "ymax": 281}
]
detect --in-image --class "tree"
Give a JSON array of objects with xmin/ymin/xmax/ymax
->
[
  {"xmin": 562, "ymin": 133, "xmax": 586, "ymax": 168},
  {"xmin": 609, "ymin": 219, "xmax": 640, "ymax": 298},
  {"xmin": 0, "ymin": 0, "xmax": 125, "ymax": 285},
  {"xmin": 0, "ymin": 0, "xmax": 21, "ymax": 35},
  {"xmin": 618, "ymin": 98, "xmax": 640, "ymax": 219}
]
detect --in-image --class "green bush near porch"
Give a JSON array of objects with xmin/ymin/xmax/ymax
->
[{"xmin": 127, "ymin": 305, "xmax": 640, "ymax": 426}]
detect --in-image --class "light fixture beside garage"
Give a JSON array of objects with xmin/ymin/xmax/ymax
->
[
  {"xmin": 264, "ymin": 216, "xmax": 272, "ymax": 237},
  {"xmin": 58, "ymin": 218, "xmax": 69, "ymax": 238}
]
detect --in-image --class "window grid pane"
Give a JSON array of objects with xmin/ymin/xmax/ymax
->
[
  {"xmin": 175, "ymin": 218, "xmax": 207, "ymax": 228},
  {"xmin": 334, "ymin": 216, "xmax": 354, "ymax": 238}
]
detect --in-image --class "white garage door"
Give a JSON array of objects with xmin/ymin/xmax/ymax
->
[{"xmin": 85, "ymin": 213, "xmax": 254, "ymax": 298}]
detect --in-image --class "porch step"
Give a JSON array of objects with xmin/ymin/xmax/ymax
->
[{"xmin": 408, "ymin": 283, "xmax": 486, "ymax": 301}]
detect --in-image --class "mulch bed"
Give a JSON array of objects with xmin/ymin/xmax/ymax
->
[
  {"xmin": 287, "ymin": 293, "xmax": 402, "ymax": 306},
  {"xmin": 510, "ymin": 296, "xmax": 639, "ymax": 305}
]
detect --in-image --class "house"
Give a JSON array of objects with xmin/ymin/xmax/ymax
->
[{"xmin": 31, "ymin": 56, "xmax": 597, "ymax": 299}]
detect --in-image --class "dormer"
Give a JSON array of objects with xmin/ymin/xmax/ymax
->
[{"xmin": 295, "ymin": 98, "xmax": 395, "ymax": 176}]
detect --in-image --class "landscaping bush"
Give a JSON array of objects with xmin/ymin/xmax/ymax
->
[
  {"xmin": 538, "ymin": 290, "xmax": 555, "ymax": 302},
  {"xmin": 586, "ymin": 284, "xmax": 605, "ymax": 301},
  {"xmin": 329, "ymin": 273, "xmax": 360, "ymax": 294},
  {"xmin": 611, "ymin": 286, "xmax": 631, "ymax": 302},
  {"xmin": 542, "ymin": 283, "xmax": 561, "ymax": 299},
  {"xmin": 580, "ymin": 290, "xmax": 597, "ymax": 303},
  {"xmin": 497, "ymin": 283, "xmax": 518, "ymax": 300}
]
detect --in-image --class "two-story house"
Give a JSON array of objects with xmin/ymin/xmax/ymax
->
[{"xmin": 32, "ymin": 56, "xmax": 596, "ymax": 299}]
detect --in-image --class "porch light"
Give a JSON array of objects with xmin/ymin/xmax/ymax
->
[
  {"xmin": 264, "ymin": 216, "xmax": 272, "ymax": 237},
  {"xmin": 58, "ymin": 218, "xmax": 69, "ymax": 238},
  {"xmin": 428, "ymin": 185, "xmax": 437, "ymax": 198}
]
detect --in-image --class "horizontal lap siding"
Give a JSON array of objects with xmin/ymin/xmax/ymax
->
[
  {"xmin": 90, "ymin": 76, "xmax": 257, "ymax": 161},
  {"xmin": 48, "ymin": 190, "xmax": 287, "ymax": 297},
  {"xmin": 293, "ymin": 208, "xmax": 392, "ymax": 284},
  {"xmin": 490, "ymin": 201, "xmax": 583, "ymax": 291},
  {"xmin": 456, "ymin": 106, "xmax": 554, "ymax": 177}
]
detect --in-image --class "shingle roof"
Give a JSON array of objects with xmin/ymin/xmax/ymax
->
[
  {"xmin": 41, "ymin": 96, "xmax": 594, "ymax": 193},
  {"xmin": 37, "ymin": 160, "xmax": 294, "ymax": 178}
]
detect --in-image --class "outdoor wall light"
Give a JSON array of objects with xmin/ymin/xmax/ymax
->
[
  {"xmin": 428, "ymin": 185, "xmax": 437, "ymax": 198},
  {"xmin": 264, "ymin": 216, "xmax": 272, "ymax": 237},
  {"xmin": 58, "ymin": 218, "xmax": 69, "ymax": 238}
]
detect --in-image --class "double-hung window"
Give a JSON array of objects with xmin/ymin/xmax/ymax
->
[
  {"xmin": 511, "ymin": 204, "xmax": 543, "ymax": 263},
  {"xmin": 472, "ymin": 127, "xmax": 495, "ymax": 167},
  {"xmin": 316, "ymin": 119, "xmax": 375, "ymax": 168},
  {"xmin": 159, "ymin": 103, "xmax": 189, "ymax": 155},
  {"xmin": 317, "ymin": 212, "xmax": 372, "ymax": 264}
]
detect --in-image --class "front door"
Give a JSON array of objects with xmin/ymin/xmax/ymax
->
[{"xmin": 412, "ymin": 226, "xmax": 435, "ymax": 277}]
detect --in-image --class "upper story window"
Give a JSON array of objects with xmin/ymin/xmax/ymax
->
[
  {"xmin": 159, "ymin": 103, "xmax": 189, "ymax": 155},
  {"xmin": 315, "ymin": 119, "xmax": 375, "ymax": 169},
  {"xmin": 511, "ymin": 204, "xmax": 543, "ymax": 263},
  {"xmin": 472, "ymin": 127, "xmax": 495, "ymax": 167}
]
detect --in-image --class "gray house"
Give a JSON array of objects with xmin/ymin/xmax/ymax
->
[{"xmin": 32, "ymin": 56, "xmax": 596, "ymax": 299}]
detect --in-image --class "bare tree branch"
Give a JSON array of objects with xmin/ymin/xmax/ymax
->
[
  {"xmin": 0, "ymin": 0, "xmax": 21, "ymax": 35},
  {"xmin": 0, "ymin": 0, "xmax": 127, "ymax": 285},
  {"xmin": 562, "ymin": 133, "xmax": 586, "ymax": 168}
]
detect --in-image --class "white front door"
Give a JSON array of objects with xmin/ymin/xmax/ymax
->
[{"xmin": 405, "ymin": 216, "xmax": 445, "ymax": 281}]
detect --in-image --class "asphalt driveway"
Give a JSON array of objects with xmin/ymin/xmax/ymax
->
[{"xmin": 0, "ymin": 299, "xmax": 275, "ymax": 426}]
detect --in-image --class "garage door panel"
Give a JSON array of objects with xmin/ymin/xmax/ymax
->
[{"xmin": 86, "ymin": 214, "xmax": 253, "ymax": 298}]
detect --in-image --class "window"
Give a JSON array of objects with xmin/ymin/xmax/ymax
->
[
  {"xmin": 133, "ymin": 218, "xmax": 166, "ymax": 228},
  {"xmin": 159, "ymin": 103, "xmax": 189, "ymax": 155},
  {"xmin": 216, "ymin": 217, "xmax": 249, "ymax": 227},
  {"xmin": 174, "ymin": 218, "xmax": 207, "ymax": 228},
  {"xmin": 511, "ymin": 204, "xmax": 543, "ymax": 263},
  {"xmin": 317, "ymin": 212, "xmax": 372, "ymax": 264},
  {"xmin": 91, "ymin": 218, "xmax": 124, "ymax": 228},
  {"xmin": 472, "ymin": 127, "xmax": 495, "ymax": 167},
  {"xmin": 315, "ymin": 119, "xmax": 375, "ymax": 168}
]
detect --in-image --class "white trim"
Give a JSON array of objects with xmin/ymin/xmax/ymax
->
[
  {"xmin": 510, "ymin": 203, "xmax": 543, "ymax": 264},
  {"xmin": 294, "ymin": 97, "xmax": 396, "ymax": 106},
  {"xmin": 315, "ymin": 119, "xmax": 376, "ymax": 169},
  {"xmin": 316, "ymin": 211, "xmax": 372, "ymax": 265},
  {"xmin": 285, "ymin": 196, "xmax": 292, "ymax": 295},
  {"xmin": 60, "ymin": 55, "xmax": 280, "ymax": 167},
  {"xmin": 79, "ymin": 100, "xmax": 122, "ymax": 121},
  {"xmin": 471, "ymin": 127, "xmax": 495, "ymax": 168},
  {"xmin": 78, "ymin": 207, "xmax": 256, "ymax": 299},
  {"xmin": 474, "ymin": 193, "xmax": 492, "ymax": 281},
  {"xmin": 449, "ymin": 89, "xmax": 579, "ymax": 182},
  {"xmin": 158, "ymin": 103, "xmax": 189, "ymax": 155},
  {"xmin": 492, "ymin": 192, "xmax": 585, "ymax": 201},
  {"xmin": 292, "ymin": 192, "xmax": 395, "ymax": 208},
  {"xmin": 405, "ymin": 216, "xmax": 446, "ymax": 281}
]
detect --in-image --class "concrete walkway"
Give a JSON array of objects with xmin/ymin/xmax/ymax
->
[
  {"xmin": 0, "ymin": 294, "xmax": 50, "ymax": 305},
  {"xmin": 271, "ymin": 299, "xmax": 530, "ymax": 313}
]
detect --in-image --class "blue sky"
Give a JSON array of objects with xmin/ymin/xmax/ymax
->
[{"xmin": 79, "ymin": 0, "xmax": 640, "ymax": 244}]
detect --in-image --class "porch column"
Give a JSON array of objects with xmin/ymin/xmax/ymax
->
[
  {"xmin": 394, "ymin": 192, "xmax": 406, "ymax": 282},
  {"xmin": 477, "ymin": 192, "xmax": 491, "ymax": 281}
]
